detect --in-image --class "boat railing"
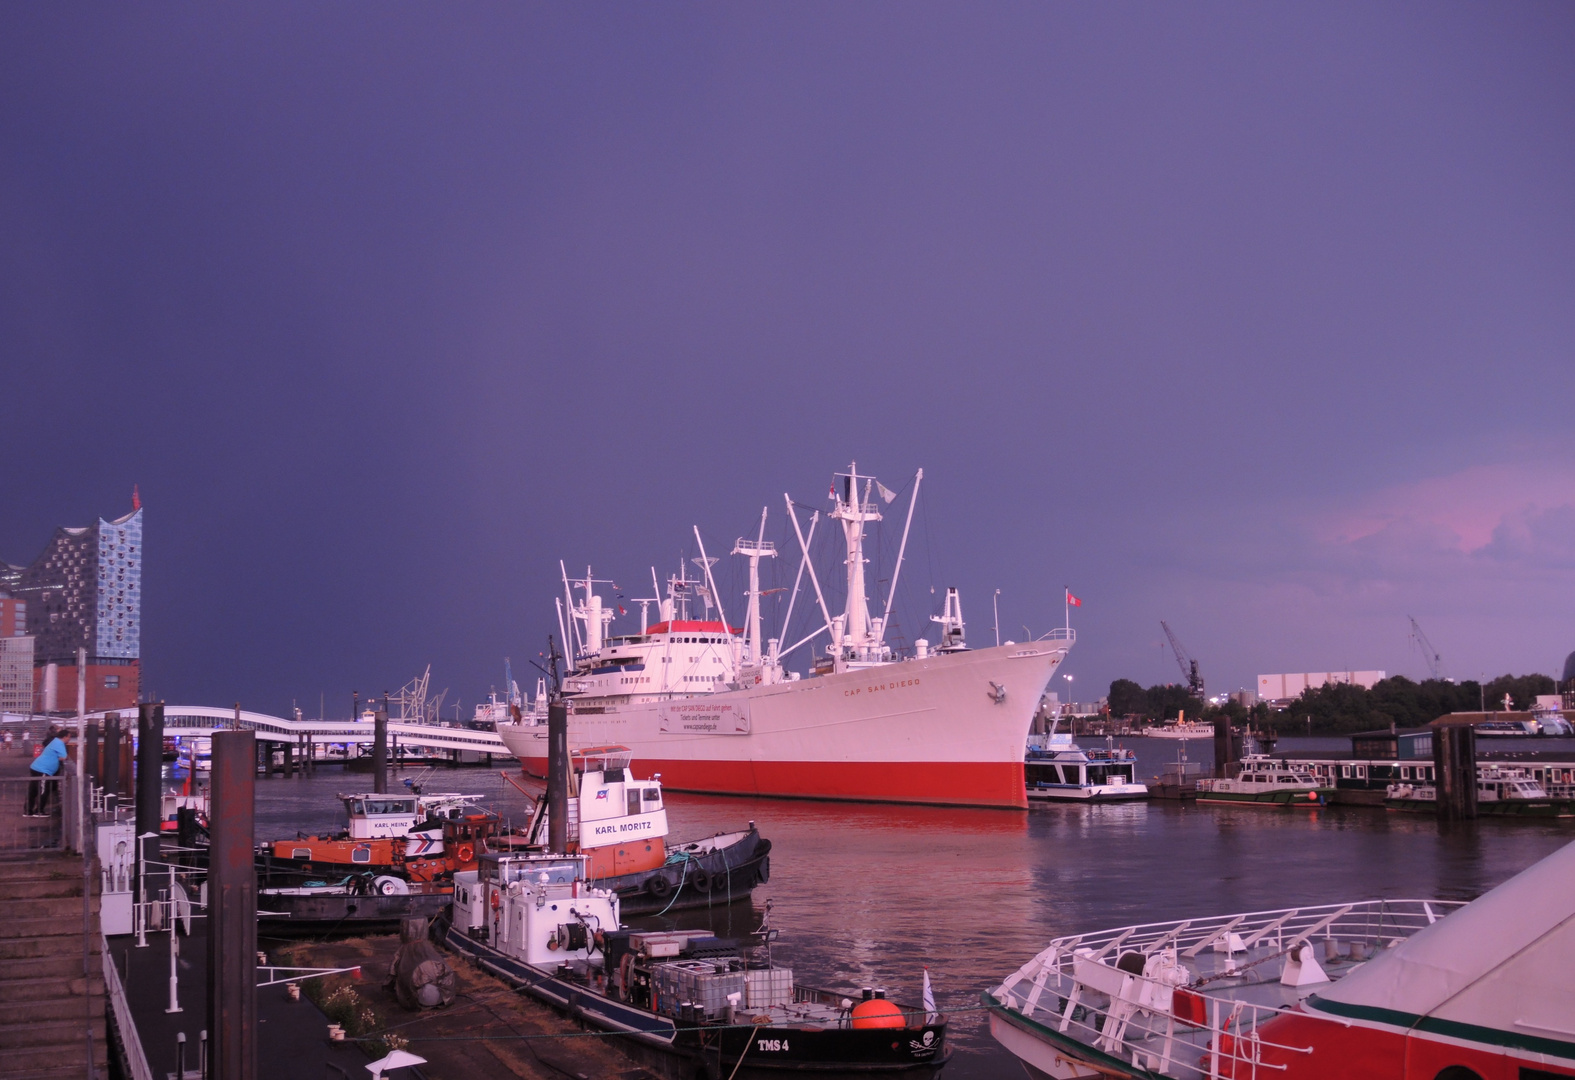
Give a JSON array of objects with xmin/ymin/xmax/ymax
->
[
  {"xmin": 993, "ymin": 899, "xmax": 1466, "ymax": 1079},
  {"xmin": 998, "ymin": 899, "xmax": 1461, "ymax": 988},
  {"xmin": 1036, "ymin": 628, "xmax": 1076, "ymax": 643},
  {"xmin": 997, "ymin": 974, "xmax": 1316, "ymax": 1079}
]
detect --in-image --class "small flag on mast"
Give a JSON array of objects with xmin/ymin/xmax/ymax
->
[
  {"xmin": 1065, "ymin": 589, "xmax": 1082, "ymax": 608},
  {"xmin": 876, "ymin": 481, "xmax": 897, "ymax": 504}
]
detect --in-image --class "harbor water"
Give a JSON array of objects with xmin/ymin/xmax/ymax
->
[{"xmin": 249, "ymin": 736, "xmax": 1575, "ymax": 1078}]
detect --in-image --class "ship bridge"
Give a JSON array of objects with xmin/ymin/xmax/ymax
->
[{"xmin": 78, "ymin": 705, "xmax": 510, "ymax": 757}]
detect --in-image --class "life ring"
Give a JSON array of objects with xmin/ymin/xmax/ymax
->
[
  {"xmin": 455, "ymin": 843, "xmax": 475, "ymax": 863},
  {"xmin": 646, "ymin": 874, "xmax": 672, "ymax": 899},
  {"xmin": 690, "ymin": 868, "xmax": 713, "ymax": 893}
]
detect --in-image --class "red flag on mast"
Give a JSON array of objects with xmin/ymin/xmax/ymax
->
[{"xmin": 1065, "ymin": 589, "xmax": 1082, "ymax": 607}]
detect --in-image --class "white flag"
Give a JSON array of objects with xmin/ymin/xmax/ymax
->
[
  {"xmin": 876, "ymin": 481, "xmax": 897, "ymax": 504},
  {"xmin": 922, "ymin": 966, "xmax": 937, "ymax": 1021}
]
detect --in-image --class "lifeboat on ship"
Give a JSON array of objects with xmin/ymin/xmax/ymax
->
[{"xmin": 986, "ymin": 839, "xmax": 1575, "ymax": 1080}]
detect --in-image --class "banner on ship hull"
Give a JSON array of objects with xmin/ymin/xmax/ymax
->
[{"xmin": 658, "ymin": 700, "xmax": 752, "ymax": 735}]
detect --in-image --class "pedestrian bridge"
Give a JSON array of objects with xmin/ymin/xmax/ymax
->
[{"xmin": 82, "ymin": 705, "xmax": 511, "ymax": 757}]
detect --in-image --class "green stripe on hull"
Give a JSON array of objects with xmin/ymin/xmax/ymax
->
[{"xmin": 1307, "ymin": 995, "xmax": 1575, "ymax": 1061}]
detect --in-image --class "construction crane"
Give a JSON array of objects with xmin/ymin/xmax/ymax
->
[
  {"xmin": 1160, "ymin": 620, "xmax": 1205, "ymax": 701},
  {"xmin": 1408, "ymin": 616, "xmax": 1442, "ymax": 680}
]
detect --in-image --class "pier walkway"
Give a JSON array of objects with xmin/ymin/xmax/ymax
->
[
  {"xmin": 0, "ymin": 753, "xmax": 108, "ymax": 1080},
  {"xmin": 77, "ymin": 704, "xmax": 511, "ymax": 756}
]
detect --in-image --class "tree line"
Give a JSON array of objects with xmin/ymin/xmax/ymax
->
[{"xmin": 1108, "ymin": 673, "xmax": 1558, "ymax": 736}]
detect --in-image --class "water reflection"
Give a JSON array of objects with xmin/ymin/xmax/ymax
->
[{"xmin": 248, "ymin": 758, "xmax": 1573, "ymax": 1078}]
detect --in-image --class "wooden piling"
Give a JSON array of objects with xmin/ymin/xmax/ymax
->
[
  {"xmin": 548, "ymin": 699, "xmax": 569, "ymax": 854},
  {"xmin": 207, "ymin": 730, "xmax": 257, "ymax": 1080},
  {"xmin": 1432, "ymin": 722, "xmax": 1477, "ymax": 821},
  {"xmin": 373, "ymin": 708, "xmax": 388, "ymax": 794}
]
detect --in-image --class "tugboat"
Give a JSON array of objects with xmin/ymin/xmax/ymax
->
[
  {"xmin": 1025, "ymin": 724, "xmax": 1148, "ymax": 803},
  {"xmin": 986, "ymin": 840, "xmax": 1575, "ymax": 1079},
  {"xmin": 259, "ymin": 790, "xmax": 498, "ymax": 883},
  {"xmin": 515, "ymin": 745, "xmax": 771, "ymax": 915},
  {"xmin": 1195, "ymin": 755, "xmax": 1333, "ymax": 808},
  {"xmin": 441, "ymin": 851, "xmax": 949, "ymax": 1079}
]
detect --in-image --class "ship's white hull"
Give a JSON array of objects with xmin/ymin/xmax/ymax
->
[{"xmin": 497, "ymin": 640, "xmax": 1070, "ymax": 809}]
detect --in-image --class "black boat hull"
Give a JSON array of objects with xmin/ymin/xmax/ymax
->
[
  {"xmin": 439, "ymin": 920, "xmax": 947, "ymax": 1078},
  {"xmin": 611, "ymin": 829, "xmax": 773, "ymax": 916}
]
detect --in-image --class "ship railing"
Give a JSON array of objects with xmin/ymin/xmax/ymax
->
[
  {"xmin": 1000, "ymin": 973, "xmax": 1316, "ymax": 1079},
  {"xmin": 993, "ymin": 899, "xmax": 1466, "ymax": 1079},
  {"xmin": 1036, "ymin": 628, "xmax": 1076, "ymax": 643}
]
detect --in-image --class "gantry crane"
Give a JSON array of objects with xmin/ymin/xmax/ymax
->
[
  {"xmin": 1160, "ymin": 620, "xmax": 1205, "ymax": 701},
  {"xmin": 1408, "ymin": 616, "xmax": 1442, "ymax": 680}
]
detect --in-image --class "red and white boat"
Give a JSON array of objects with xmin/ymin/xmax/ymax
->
[
  {"xmin": 986, "ymin": 839, "xmax": 1575, "ymax": 1079},
  {"xmin": 497, "ymin": 464, "xmax": 1074, "ymax": 809}
]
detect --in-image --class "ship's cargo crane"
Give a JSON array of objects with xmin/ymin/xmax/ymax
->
[
  {"xmin": 1160, "ymin": 620, "xmax": 1205, "ymax": 701},
  {"xmin": 1408, "ymin": 616, "xmax": 1442, "ymax": 680}
]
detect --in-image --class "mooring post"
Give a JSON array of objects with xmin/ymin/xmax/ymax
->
[
  {"xmin": 135, "ymin": 702, "xmax": 165, "ymax": 888},
  {"xmin": 281, "ymin": 740, "xmax": 293, "ymax": 777},
  {"xmin": 207, "ymin": 729, "xmax": 257, "ymax": 1080},
  {"xmin": 373, "ymin": 707, "xmax": 389, "ymax": 794},
  {"xmin": 85, "ymin": 719, "xmax": 100, "ymax": 781},
  {"xmin": 1212, "ymin": 714, "xmax": 1230, "ymax": 777},
  {"xmin": 547, "ymin": 698, "xmax": 569, "ymax": 854},
  {"xmin": 1433, "ymin": 721, "xmax": 1478, "ymax": 821},
  {"xmin": 103, "ymin": 713, "xmax": 121, "ymax": 812}
]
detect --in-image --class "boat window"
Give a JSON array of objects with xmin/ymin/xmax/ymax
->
[
  {"xmin": 352, "ymin": 846, "xmax": 372, "ymax": 864},
  {"xmin": 1278, "ymin": 777, "xmax": 1296, "ymax": 783},
  {"xmin": 1341, "ymin": 766, "xmax": 1351, "ymax": 778},
  {"xmin": 291, "ymin": 848, "xmax": 312, "ymax": 859},
  {"xmin": 627, "ymin": 790, "xmax": 641, "ymax": 816},
  {"xmin": 351, "ymin": 800, "xmax": 365, "ymax": 815},
  {"xmin": 643, "ymin": 788, "xmax": 660, "ymax": 803}
]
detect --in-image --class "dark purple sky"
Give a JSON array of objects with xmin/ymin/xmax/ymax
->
[{"xmin": 3, "ymin": 4, "xmax": 1572, "ymax": 716}]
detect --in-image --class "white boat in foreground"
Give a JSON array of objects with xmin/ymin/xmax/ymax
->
[
  {"xmin": 986, "ymin": 839, "xmax": 1575, "ymax": 1079},
  {"xmin": 498, "ymin": 464, "xmax": 1074, "ymax": 808}
]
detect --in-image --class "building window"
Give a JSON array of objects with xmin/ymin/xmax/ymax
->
[{"xmin": 104, "ymin": 675, "xmax": 120, "ymax": 689}]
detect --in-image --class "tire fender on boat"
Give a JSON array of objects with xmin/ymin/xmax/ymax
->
[
  {"xmin": 690, "ymin": 868, "xmax": 712, "ymax": 893},
  {"xmin": 646, "ymin": 873, "xmax": 672, "ymax": 899}
]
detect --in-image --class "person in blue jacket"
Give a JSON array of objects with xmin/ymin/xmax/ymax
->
[{"xmin": 26, "ymin": 726, "xmax": 68, "ymax": 816}]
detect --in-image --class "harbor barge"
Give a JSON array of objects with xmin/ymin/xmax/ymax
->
[{"xmin": 441, "ymin": 851, "xmax": 948, "ymax": 1079}]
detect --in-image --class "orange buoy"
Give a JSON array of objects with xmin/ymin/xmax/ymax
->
[{"xmin": 850, "ymin": 999, "xmax": 906, "ymax": 1029}]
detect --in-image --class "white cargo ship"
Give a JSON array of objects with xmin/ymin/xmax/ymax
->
[{"xmin": 497, "ymin": 464, "xmax": 1073, "ymax": 809}]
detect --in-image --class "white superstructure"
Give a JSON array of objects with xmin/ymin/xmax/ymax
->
[{"xmin": 499, "ymin": 464, "xmax": 1073, "ymax": 809}]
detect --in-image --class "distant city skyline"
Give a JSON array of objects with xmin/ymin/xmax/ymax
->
[{"xmin": 2, "ymin": 4, "xmax": 1572, "ymax": 715}]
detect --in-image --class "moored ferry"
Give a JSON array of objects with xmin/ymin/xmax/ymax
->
[
  {"xmin": 1195, "ymin": 755, "xmax": 1333, "ymax": 808},
  {"xmin": 1025, "ymin": 725, "xmax": 1147, "ymax": 803},
  {"xmin": 498, "ymin": 464, "xmax": 1074, "ymax": 809}
]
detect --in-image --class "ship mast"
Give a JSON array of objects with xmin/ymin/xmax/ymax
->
[
  {"xmin": 831, "ymin": 463, "xmax": 881, "ymax": 658},
  {"xmin": 732, "ymin": 507, "xmax": 777, "ymax": 665}
]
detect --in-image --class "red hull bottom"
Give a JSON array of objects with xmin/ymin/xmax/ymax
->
[{"xmin": 519, "ymin": 756, "xmax": 1029, "ymax": 810}]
